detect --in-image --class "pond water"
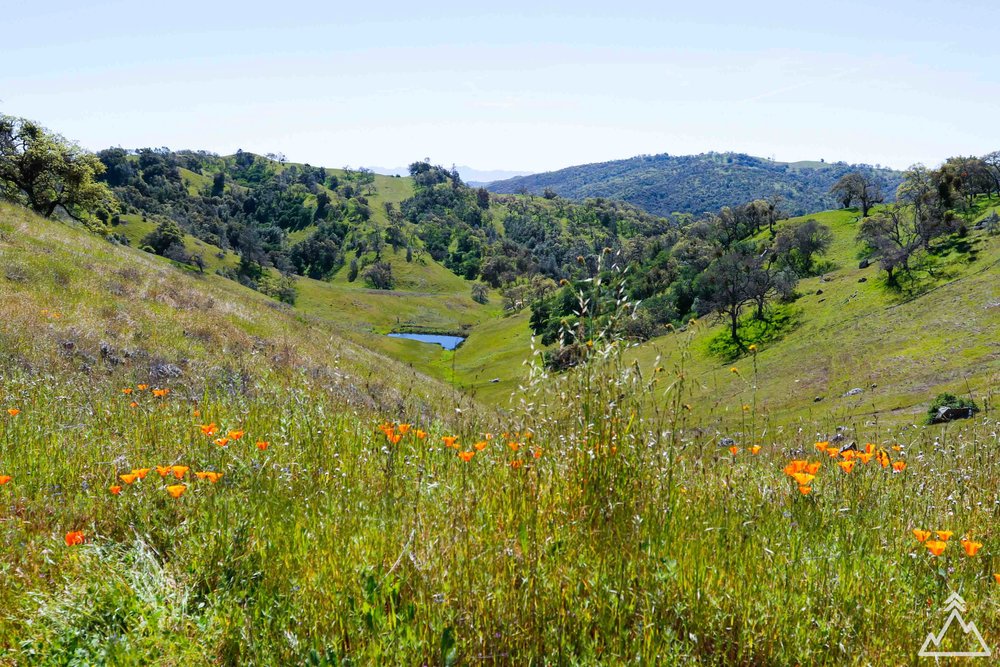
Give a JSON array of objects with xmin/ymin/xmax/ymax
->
[{"xmin": 387, "ymin": 333, "xmax": 465, "ymax": 350}]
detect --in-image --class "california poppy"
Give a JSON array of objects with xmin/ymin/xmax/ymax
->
[
  {"xmin": 415, "ymin": 429, "xmax": 427, "ymax": 440},
  {"xmin": 398, "ymin": 423, "xmax": 411, "ymax": 435},
  {"xmin": 109, "ymin": 485, "xmax": 122, "ymax": 495},
  {"xmin": 876, "ymin": 451, "xmax": 890, "ymax": 468},
  {"xmin": 750, "ymin": 445, "xmax": 762, "ymax": 455},
  {"xmin": 458, "ymin": 450, "xmax": 475, "ymax": 462},
  {"xmin": 155, "ymin": 465, "xmax": 171, "ymax": 478},
  {"xmin": 256, "ymin": 440, "xmax": 269, "ymax": 451},
  {"xmin": 195, "ymin": 471, "xmax": 223, "ymax": 483},
  {"xmin": 510, "ymin": 460, "xmax": 523, "ymax": 469},
  {"xmin": 857, "ymin": 452, "xmax": 874, "ymax": 464},
  {"xmin": 474, "ymin": 441, "xmax": 488, "ymax": 451},
  {"xmin": 166, "ymin": 484, "xmax": 187, "ymax": 499},
  {"xmin": 200, "ymin": 423, "xmax": 219, "ymax": 436},
  {"xmin": 960, "ymin": 539, "xmax": 982, "ymax": 557},
  {"xmin": 0, "ymin": 475, "xmax": 11, "ymax": 485},
  {"xmin": 442, "ymin": 436, "xmax": 458, "ymax": 448},
  {"xmin": 122, "ymin": 388, "xmax": 133, "ymax": 395},
  {"xmin": 137, "ymin": 384, "xmax": 149, "ymax": 391},
  {"xmin": 227, "ymin": 430, "xmax": 244, "ymax": 440},
  {"xmin": 214, "ymin": 437, "xmax": 229, "ymax": 447},
  {"xmin": 841, "ymin": 450, "xmax": 856, "ymax": 461},
  {"xmin": 784, "ymin": 460, "xmax": 808, "ymax": 476},
  {"xmin": 925, "ymin": 540, "xmax": 947, "ymax": 556},
  {"xmin": 912, "ymin": 529, "xmax": 931, "ymax": 543},
  {"xmin": 132, "ymin": 468, "xmax": 151, "ymax": 480},
  {"xmin": 119, "ymin": 473, "xmax": 138, "ymax": 485},
  {"xmin": 864, "ymin": 443, "xmax": 875, "ymax": 455},
  {"xmin": 7, "ymin": 409, "xmax": 19, "ymax": 417},
  {"xmin": 728, "ymin": 445, "xmax": 739, "ymax": 456},
  {"xmin": 65, "ymin": 530, "xmax": 85, "ymax": 546},
  {"xmin": 838, "ymin": 460, "xmax": 856, "ymax": 474},
  {"xmin": 170, "ymin": 465, "xmax": 189, "ymax": 480},
  {"xmin": 892, "ymin": 461, "xmax": 906, "ymax": 473},
  {"xmin": 152, "ymin": 388, "xmax": 169, "ymax": 398},
  {"xmin": 827, "ymin": 447, "xmax": 840, "ymax": 458},
  {"xmin": 792, "ymin": 473, "xmax": 815, "ymax": 486},
  {"xmin": 798, "ymin": 485, "xmax": 812, "ymax": 495},
  {"xmin": 892, "ymin": 445, "xmax": 903, "ymax": 452},
  {"xmin": 815, "ymin": 441, "xmax": 829, "ymax": 452},
  {"xmin": 993, "ymin": 574, "xmax": 1000, "ymax": 584},
  {"xmin": 935, "ymin": 531, "xmax": 953, "ymax": 541},
  {"xmin": 508, "ymin": 441, "xmax": 521, "ymax": 452},
  {"xmin": 805, "ymin": 461, "xmax": 821, "ymax": 475},
  {"xmin": 129, "ymin": 401, "xmax": 139, "ymax": 408},
  {"xmin": 387, "ymin": 432, "xmax": 402, "ymax": 445}
]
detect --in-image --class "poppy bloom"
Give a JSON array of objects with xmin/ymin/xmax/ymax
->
[
  {"xmin": 227, "ymin": 430, "xmax": 244, "ymax": 440},
  {"xmin": 960, "ymin": 539, "xmax": 982, "ymax": 557},
  {"xmin": 214, "ymin": 437, "xmax": 229, "ymax": 447},
  {"xmin": 474, "ymin": 441, "xmax": 488, "ymax": 451},
  {"xmin": 137, "ymin": 384, "xmax": 149, "ymax": 391},
  {"xmin": 730, "ymin": 367, "xmax": 739, "ymax": 374},
  {"xmin": 132, "ymin": 468, "xmax": 151, "ymax": 480},
  {"xmin": 876, "ymin": 451, "xmax": 890, "ymax": 468},
  {"xmin": 815, "ymin": 441, "xmax": 829, "ymax": 452},
  {"xmin": 119, "ymin": 473, "xmax": 138, "ymax": 485},
  {"xmin": 532, "ymin": 447, "xmax": 542, "ymax": 459},
  {"xmin": 783, "ymin": 460, "xmax": 808, "ymax": 476},
  {"xmin": 122, "ymin": 388, "xmax": 133, "ymax": 395},
  {"xmin": 170, "ymin": 465, "xmax": 189, "ymax": 480},
  {"xmin": 510, "ymin": 460, "xmax": 523, "ymax": 469},
  {"xmin": 838, "ymin": 460, "xmax": 856, "ymax": 474},
  {"xmin": 508, "ymin": 441, "xmax": 521, "ymax": 452},
  {"xmin": 193, "ymin": 409, "xmax": 201, "ymax": 417},
  {"xmin": 728, "ymin": 445, "xmax": 739, "ymax": 456},
  {"xmin": 912, "ymin": 529, "xmax": 931, "ymax": 543},
  {"xmin": 458, "ymin": 450, "xmax": 475, "ymax": 462},
  {"xmin": 994, "ymin": 574, "xmax": 1000, "ymax": 585},
  {"xmin": 387, "ymin": 432, "xmax": 402, "ymax": 445},
  {"xmin": 129, "ymin": 401, "xmax": 139, "ymax": 408},
  {"xmin": 442, "ymin": 436, "xmax": 458, "ymax": 449},
  {"xmin": 7, "ymin": 409, "xmax": 20, "ymax": 417},
  {"xmin": 109, "ymin": 485, "xmax": 122, "ymax": 495},
  {"xmin": 195, "ymin": 471, "xmax": 223, "ymax": 483},
  {"xmin": 857, "ymin": 452, "xmax": 874, "ymax": 464},
  {"xmin": 0, "ymin": 475, "xmax": 11, "ymax": 485},
  {"xmin": 155, "ymin": 466, "xmax": 171, "ymax": 478},
  {"xmin": 152, "ymin": 388, "xmax": 169, "ymax": 398},
  {"xmin": 397, "ymin": 423, "xmax": 411, "ymax": 435},
  {"xmin": 827, "ymin": 447, "xmax": 840, "ymax": 458},
  {"xmin": 65, "ymin": 531, "xmax": 85, "ymax": 546},
  {"xmin": 415, "ymin": 429, "xmax": 427, "ymax": 440},
  {"xmin": 750, "ymin": 445, "xmax": 762, "ymax": 455},
  {"xmin": 798, "ymin": 485, "xmax": 812, "ymax": 495},
  {"xmin": 892, "ymin": 461, "xmax": 906, "ymax": 473},
  {"xmin": 805, "ymin": 461, "xmax": 821, "ymax": 474},
  {"xmin": 200, "ymin": 423, "xmax": 219, "ymax": 436},
  {"xmin": 256, "ymin": 440, "xmax": 269, "ymax": 451},
  {"xmin": 166, "ymin": 484, "xmax": 186, "ymax": 499},
  {"xmin": 892, "ymin": 445, "xmax": 903, "ymax": 452},
  {"xmin": 792, "ymin": 473, "xmax": 815, "ymax": 486},
  {"xmin": 935, "ymin": 531, "xmax": 953, "ymax": 541},
  {"xmin": 925, "ymin": 540, "xmax": 947, "ymax": 556},
  {"xmin": 864, "ymin": 443, "xmax": 875, "ymax": 455}
]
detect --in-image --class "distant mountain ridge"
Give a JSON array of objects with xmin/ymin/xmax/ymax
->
[
  {"xmin": 369, "ymin": 165, "xmax": 532, "ymax": 184},
  {"xmin": 487, "ymin": 152, "xmax": 903, "ymax": 217}
]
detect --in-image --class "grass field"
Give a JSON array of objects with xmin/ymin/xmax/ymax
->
[{"xmin": 2, "ymin": 197, "xmax": 999, "ymax": 663}]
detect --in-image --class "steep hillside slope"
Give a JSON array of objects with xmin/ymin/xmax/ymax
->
[{"xmin": 488, "ymin": 152, "xmax": 902, "ymax": 217}]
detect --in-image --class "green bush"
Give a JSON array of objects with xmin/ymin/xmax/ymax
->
[{"xmin": 926, "ymin": 392, "xmax": 979, "ymax": 423}]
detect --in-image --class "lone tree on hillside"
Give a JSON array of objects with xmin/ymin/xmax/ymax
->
[
  {"xmin": 830, "ymin": 172, "xmax": 884, "ymax": 217},
  {"xmin": 0, "ymin": 115, "xmax": 116, "ymax": 221}
]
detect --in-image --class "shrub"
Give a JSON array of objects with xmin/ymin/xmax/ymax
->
[{"xmin": 926, "ymin": 392, "xmax": 979, "ymax": 423}]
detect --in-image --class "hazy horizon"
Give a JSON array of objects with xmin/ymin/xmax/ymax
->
[{"xmin": 4, "ymin": 1, "xmax": 998, "ymax": 173}]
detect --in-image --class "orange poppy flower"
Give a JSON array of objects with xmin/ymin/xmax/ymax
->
[
  {"xmin": 119, "ymin": 473, "xmax": 138, "ymax": 485},
  {"xmin": 792, "ymin": 473, "xmax": 815, "ymax": 486},
  {"xmin": 728, "ymin": 445, "xmax": 739, "ymax": 456},
  {"xmin": 891, "ymin": 445, "xmax": 903, "ymax": 452},
  {"xmin": 0, "ymin": 475, "xmax": 11, "ymax": 485},
  {"xmin": 227, "ymin": 430, "xmax": 244, "ymax": 440},
  {"xmin": 195, "ymin": 471, "xmax": 223, "ymax": 483},
  {"xmin": 7, "ymin": 408, "xmax": 20, "ymax": 417},
  {"xmin": 876, "ymin": 451, "xmax": 890, "ymax": 468},
  {"xmin": 841, "ymin": 450, "xmax": 856, "ymax": 461},
  {"xmin": 798, "ymin": 485, "xmax": 812, "ymax": 495},
  {"xmin": 749, "ymin": 445, "xmax": 762, "ymax": 455},
  {"xmin": 442, "ymin": 436, "xmax": 458, "ymax": 449},
  {"xmin": 912, "ymin": 529, "xmax": 931, "ymax": 543},
  {"xmin": 838, "ymin": 460, "xmax": 855, "ymax": 474},
  {"xmin": 129, "ymin": 401, "xmax": 139, "ymax": 408},
  {"xmin": 397, "ymin": 423, "xmax": 411, "ymax": 435},
  {"xmin": 415, "ymin": 429, "xmax": 427, "ymax": 440},
  {"xmin": 815, "ymin": 441, "xmax": 829, "ymax": 452},
  {"xmin": 170, "ymin": 465, "xmax": 189, "ymax": 480},
  {"xmin": 805, "ymin": 461, "xmax": 821, "ymax": 474},
  {"xmin": 132, "ymin": 468, "xmax": 151, "ymax": 480},
  {"xmin": 783, "ymin": 460, "xmax": 808, "ymax": 476},
  {"xmin": 152, "ymin": 388, "xmax": 169, "ymax": 398},
  {"xmin": 166, "ymin": 484, "xmax": 187, "ymax": 499},
  {"xmin": 65, "ymin": 530, "xmax": 85, "ymax": 546},
  {"xmin": 827, "ymin": 447, "xmax": 840, "ymax": 458},
  {"xmin": 994, "ymin": 574, "xmax": 1000, "ymax": 585},
  {"xmin": 960, "ymin": 539, "xmax": 982, "ymax": 557},
  {"xmin": 200, "ymin": 423, "xmax": 219, "ymax": 436},
  {"xmin": 387, "ymin": 433, "xmax": 402, "ymax": 445},
  {"xmin": 864, "ymin": 443, "xmax": 875, "ymax": 455},
  {"xmin": 523, "ymin": 432, "xmax": 534, "ymax": 441},
  {"xmin": 155, "ymin": 465, "xmax": 171, "ymax": 478},
  {"xmin": 857, "ymin": 452, "xmax": 874, "ymax": 464},
  {"xmin": 925, "ymin": 540, "xmax": 947, "ymax": 556},
  {"xmin": 122, "ymin": 388, "xmax": 133, "ymax": 395},
  {"xmin": 510, "ymin": 460, "xmax": 523, "ymax": 469},
  {"xmin": 458, "ymin": 450, "xmax": 475, "ymax": 462},
  {"xmin": 508, "ymin": 441, "xmax": 521, "ymax": 452},
  {"xmin": 474, "ymin": 441, "xmax": 488, "ymax": 451},
  {"xmin": 109, "ymin": 485, "xmax": 122, "ymax": 495},
  {"xmin": 137, "ymin": 384, "xmax": 149, "ymax": 391},
  {"xmin": 892, "ymin": 461, "xmax": 906, "ymax": 473},
  {"xmin": 193, "ymin": 409, "xmax": 201, "ymax": 417},
  {"xmin": 256, "ymin": 440, "xmax": 269, "ymax": 451},
  {"xmin": 532, "ymin": 447, "xmax": 542, "ymax": 459},
  {"xmin": 935, "ymin": 531, "xmax": 953, "ymax": 541},
  {"xmin": 214, "ymin": 437, "xmax": 229, "ymax": 447}
]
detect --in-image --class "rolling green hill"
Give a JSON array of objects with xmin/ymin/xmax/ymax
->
[{"xmin": 487, "ymin": 152, "xmax": 903, "ymax": 217}]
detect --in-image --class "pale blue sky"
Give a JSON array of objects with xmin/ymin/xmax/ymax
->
[{"xmin": 3, "ymin": 1, "xmax": 998, "ymax": 172}]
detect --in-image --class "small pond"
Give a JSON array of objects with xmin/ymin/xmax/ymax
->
[{"xmin": 387, "ymin": 333, "xmax": 466, "ymax": 350}]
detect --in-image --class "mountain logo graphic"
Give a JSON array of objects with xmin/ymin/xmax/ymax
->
[{"xmin": 918, "ymin": 592, "xmax": 991, "ymax": 658}]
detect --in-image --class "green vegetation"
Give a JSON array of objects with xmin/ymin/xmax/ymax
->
[{"xmin": 488, "ymin": 151, "xmax": 903, "ymax": 217}]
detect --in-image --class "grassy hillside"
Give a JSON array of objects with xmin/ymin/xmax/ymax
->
[{"xmin": 488, "ymin": 152, "xmax": 902, "ymax": 217}]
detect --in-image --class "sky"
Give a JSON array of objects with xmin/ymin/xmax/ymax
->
[{"xmin": 3, "ymin": 0, "xmax": 999, "ymax": 173}]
